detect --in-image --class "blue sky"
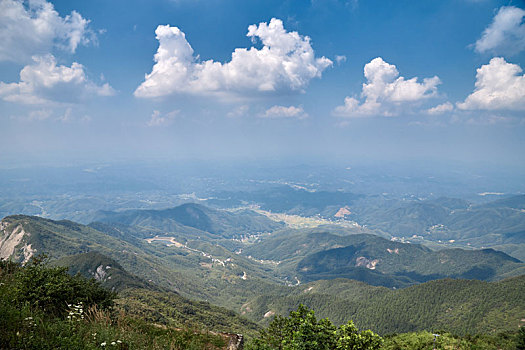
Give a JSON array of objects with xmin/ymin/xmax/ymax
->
[{"xmin": 0, "ymin": 0, "xmax": 524, "ymax": 167}]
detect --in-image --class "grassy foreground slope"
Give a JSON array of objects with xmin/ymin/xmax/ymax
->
[{"xmin": 0, "ymin": 258, "xmax": 232, "ymax": 350}]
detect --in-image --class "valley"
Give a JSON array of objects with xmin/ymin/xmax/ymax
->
[
  {"xmin": 1, "ymin": 164, "xmax": 524, "ymax": 348},
  {"xmin": 1, "ymin": 188, "xmax": 524, "ymax": 340}
]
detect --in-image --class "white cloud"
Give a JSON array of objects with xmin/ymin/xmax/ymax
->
[
  {"xmin": 147, "ymin": 109, "xmax": 178, "ymax": 126},
  {"xmin": 474, "ymin": 6, "xmax": 525, "ymax": 56},
  {"xmin": 57, "ymin": 107, "xmax": 72, "ymax": 122},
  {"xmin": 450, "ymin": 114, "xmax": 518, "ymax": 125},
  {"xmin": 9, "ymin": 107, "xmax": 91, "ymax": 123},
  {"xmin": 134, "ymin": 18, "xmax": 332, "ymax": 99},
  {"xmin": 333, "ymin": 57, "xmax": 441, "ymax": 117},
  {"xmin": 457, "ymin": 57, "xmax": 525, "ymax": 111},
  {"xmin": 28, "ymin": 109, "xmax": 52, "ymax": 121},
  {"xmin": 0, "ymin": 0, "xmax": 95, "ymax": 62},
  {"xmin": 335, "ymin": 55, "xmax": 347, "ymax": 65},
  {"xmin": 426, "ymin": 102, "xmax": 454, "ymax": 115},
  {"xmin": 0, "ymin": 54, "xmax": 114, "ymax": 105},
  {"xmin": 227, "ymin": 105, "xmax": 249, "ymax": 118},
  {"xmin": 261, "ymin": 105, "xmax": 308, "ymax": 119}
]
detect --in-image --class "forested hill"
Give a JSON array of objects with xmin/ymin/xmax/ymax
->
[
  {"xmin": 242, "ymin": 229, "xmax": 524, "ymax": 287},
  {"xmin": 241, "ymin": 275, "xmax": 525, "ymax": 335},
  {"xmin": 92, "ymin": 203, "xmax": 284, "ymax": 238}
]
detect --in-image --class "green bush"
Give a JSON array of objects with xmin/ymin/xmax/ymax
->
[
  {"xmin": 246, "ymin": 304, "xmax": 383, "ymax": 350},
  {"xmin": 517, "ymin": 327, "xmax": 525, "ymax": 350},
  {"xmin": 9, "ymin": 255, "xmax": 115, "ymax": 316}
]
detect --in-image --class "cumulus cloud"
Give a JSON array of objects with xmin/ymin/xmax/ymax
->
[
  {"xmin": 457, "ymin": 57, "xmax": 525, "ymax": 111},
  {"xmin": 474, "ymin": 6, "xmax": 525, "ymax": 56},
  {"xmin": 134, "ymin": 18, "xmax": 332, "ymax": 99},
  {"xmin": 147, "ymin": 109, "xmax": 178, "ymax": 126},
  {"xmin": 426, "ymin": 102, "xmax": 454, "ymax": 115},
  {"xmin": 333, "ymin": 57, "xmax": 441, "ymax": 117},
  {"xmin": 0, "ymin": 0, "xmax": 95, "ymax": 62},
  {"xmin": 0, "ymin": 55, "xmax": 114, "ymax": 105},
  {"xmin": 260, "ymin": 105, "xmax": 308, "ymax": 119}
]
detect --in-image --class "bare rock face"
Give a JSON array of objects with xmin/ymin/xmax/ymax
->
[
  {"xmin": 334, "ymin": 207, "xmax": 352, "ymax": 218},
  {"xmin": 355, "ymin": 256, "xmax": 379, "ymax": 270},
  {"xmin": 92, "ymin": 265, "xmax": 113, "ymax": 283},
  {"xmin": 94, "ymin": 265, "xmax": 107, "ymax": 281},
  {"xmin": 0, "ymin": 219, "xmax": 36, "ymax": 263},
  {"xmin": 224, "ymin": 333, "xmax": 244, "ymax": 350}
]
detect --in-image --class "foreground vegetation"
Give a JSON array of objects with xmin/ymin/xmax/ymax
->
[
  {"xmin": 246, "ymin": 304, "xmax": 383, "ymax": 350},
  {"xmin": 381, "ymin": 330, "xmax": 525, "ymax": 350},
  {"xmin": 0, "ymin": 257, "xmax": 226, "ymax": 349},
  {"xmin": 245, "ymin": 304, "xmax": 525, "ymax": 350}
]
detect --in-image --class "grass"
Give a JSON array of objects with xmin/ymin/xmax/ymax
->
[{"xmin": 0, "ymin": 300, "xmax": 227, "ymax": 350}]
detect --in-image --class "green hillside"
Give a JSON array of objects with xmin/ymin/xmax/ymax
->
[
  {"xmin": 0, "ymin": 214, "xmax": 285, "ymax": 311},
  {"xmin": 54, "ymin": 251, "xmax": 154, "ymax": 292},
  {"xmin": 241, "ymin": 275, "xmax": 525, "ymax": 335},
  {"xmin": 297, "ymin": 244, "xmax": 522, "ymax": 285},
  {"xmin": 242, "ymin": 228, "xmax": 524, "ymax": 286},
  {"xmin": 117, "ymin": 288, "xmax": 260, "ymax": 336},
  {"xmin": 53, "ymin": 252, "xmax": 262, "ymax": 336},
  {"xmin": 0, "ymin": 215, "xmax": 198, "ymax": 294}
]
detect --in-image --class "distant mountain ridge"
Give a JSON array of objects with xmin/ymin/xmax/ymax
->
[
  {"xmin": 349, "ymin": 194, "xmax": 525, "ymax": 238},
  {"xmin": 208, "ymin": 186, "xmax": 364, "ymax": 217},
  {"xmin": 344, "ymin": 194, "xmax": 525, "ymax": 261},
  {"xmin": 92, "ymin": 203, "xmax": 284, "ymax": 238},
  {"xmin": 478, "ymin": 194, "xmax": 525, "ymax": 210}
]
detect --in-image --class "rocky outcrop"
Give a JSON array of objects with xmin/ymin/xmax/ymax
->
[
  {"xmin": 223, "ymin": 333, "xmax": 244, "ymax": 350},
  {"xmin": 0, "ymin": 221, "xmax": 35, "ymax": 263},
  {"xmin": 355, "ymin": 256, "xmax": 379, "ymax": 270}
]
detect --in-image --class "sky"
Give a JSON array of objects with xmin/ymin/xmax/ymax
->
[{"xmin": 0, "ymin": 0, "xmax": 524, "ymax": 168}]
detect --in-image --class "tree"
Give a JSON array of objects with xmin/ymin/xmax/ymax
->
[
  {"xmin": 247, "ymin": 305, "xmax": 382, "ymax": 350},
  {"xmin": 12, "ymin": 254, "xmax": 115, "ymax": 316},
  {"xmin": 517, "ymin": 326, "xmax": 525, "ymax": 350},
  {"xmin": 336, "ymin": 321, "xmax": 383, "ymax": 350}
]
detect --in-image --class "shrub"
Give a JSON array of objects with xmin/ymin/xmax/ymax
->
[
  {"xmin": 10, "ymin": 255, "xmax": 115, "ymax": 316},
  {"xmin": 517, "ymin": 326, "xmax": 525, "ymax": 350},
  {"xmin": 246, "ymin": 304, "xmax": 382, "ymax": 350}
]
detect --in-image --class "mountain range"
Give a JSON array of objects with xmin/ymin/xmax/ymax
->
[{"xmin": 1, "ymin": 200, "xmax": 524, "ymax": 335}]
